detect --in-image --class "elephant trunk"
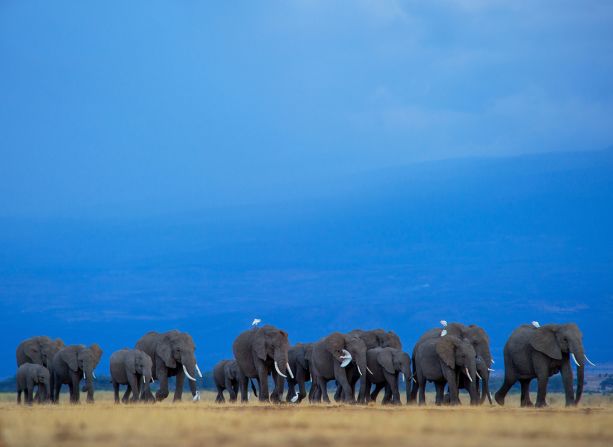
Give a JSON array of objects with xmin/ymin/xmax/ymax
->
[
  {"xmin": 467, "ymin": 361, "xmax": 479, "ymax": 406},
  {"xmin": 569, "ymin": 341, "xmax": 585, "ymax": 404},
  {"xmin": 84, "ymin": 368, "xmax": 94, "ymax": 401},
  {"xmin": 181, "ymin": 354, "xmax": 200, "ymax": 398},
  {"xmin": 273, "ymin": 351, "xmax": 290, "ymax": 378}
]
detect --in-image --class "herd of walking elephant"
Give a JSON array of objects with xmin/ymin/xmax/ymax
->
[{"xmin": 15, "ymin": 320, "xmax": 594, "ymax": 408}]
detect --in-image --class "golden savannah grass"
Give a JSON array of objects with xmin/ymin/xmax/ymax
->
[{"xmin": 0, "ymin": 392, "xmax": 612, "ymax": 447}]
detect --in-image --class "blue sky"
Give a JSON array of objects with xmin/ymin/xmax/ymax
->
[{"xmin": 1, "ymin": 0, "xmax": 612, "ymax": 218}]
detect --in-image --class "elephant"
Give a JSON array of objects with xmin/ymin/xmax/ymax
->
[
  {"xmin": 50, "ymin": 344, "xmax": 102, "ymax": 403},
  {"xmin": 213, "ymin": 359, "xmax": 257, "ymax": 403},
  {"xmin": 365, "ymin": 347, "xmax": 411, "ymax": 405},
  {"xmin": 414, "ymin": 335, "xmax": 478, "ymax": 406},
  {"xmin": 494, "ymin": 322, "xmax": 593, "ymax": 408},
  {"xmin": 232, "ymin": 324, "xmax": 292, "ymax": 403},
  {"xmin": 340, "ymin": 329, "xmax": 402, "ymax": 403},
  {"xmin": 16, "ymin": 336, "xmax": 64, "ymax": 369},
  {"xmin": 410, "ymin": 322, "xmax": 492, "ymax": 404},
  {"xmin": 285, "ymin": 343, "xmax": 312, "ymax": 403},
  {"xmin": 136, "ymin": 330, "xmax": 202, "ymax": 402},
  {"xmin": 310, "ymin": 332, "xmax": 367, "ymax": 404},
  {"xmin": 16, "ymin": 363, "xmax": 50, "ymax": 405},
  {"xmin": 110, "ymin": 349, "xmax": 154, "ymax": 404}
]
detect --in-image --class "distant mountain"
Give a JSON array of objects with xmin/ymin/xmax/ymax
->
[{"xmin": 1, "ymin": 148, "xmax": 611, "ymax": 378}]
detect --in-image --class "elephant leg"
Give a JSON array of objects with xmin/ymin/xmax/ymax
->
[
  {"xmin": 256, "ymin": 363, "xmax": 270, "ymax": 402},
  {"xmin": 215, "ymin": 385, "xmax": 225, "ymax": 403},
  {"xmin": 443, "ymin": 368, "xmax": 459, "ymax": 406},
  {"xmin": 298, "ymin": 376, "xmax": 307, "ymax": 403},
  {"xmin": 270, "ymin": 369, "xmax": 283, "ymax": 403},
  {"xmin": 318, "ymin": 377, "xmax": 330, "ymax": 403},
  {"xmin": 494, "ymin": 372, "xmax": 516, "ymax": 406},
  {"xmin": 156, "ymin": 368, "xmax": 169, "ymax": 401},
  {"xmin": 53, "ymin": 373, "xmax": 61, "ymax": 404},
  {"xmin": 17, "ymin": 388, "xmax": 22, "ymax": 404},
  {"xmin": 333, "ymin": 362, "xmax": 353, "ymax": 403},
  {"xmin": 127, "ymin": 374, "xmax": 139, "ymax": 403},
  {"xmin": 286, "ymin": 379, "xmax": 296, "ymax": 402},
  {"xmin": 418, "ymin": 374, "xmax": 427, "ymax": 406},
  {"xmin": 113, "ymin": 381, "xmax": 120, "ymax": 404},
  {"xmin": 370, "ymin": 382, "xmax": 384, "ymax": 402},
  {"xmin": 333, "ymin": 382, "xmax": 342, "ymax": 402},
  {"xmin": 231, "ymin": 381, "xmax": 239, "ymax": 402},
  {"xmin": 225, "ymin": 376, "xmax": 236, "ymax": 402},
  {"xmin": 384, "ymin": 371, "xmax": 401, "ymax": 405},
  {"xmin": 174, "ymin": 368, "xmax": 185, "ymax": 402},
  {"xmin": 71, "ymin": 373, "xmax": 81, "ymax": 403},
  {"xmin": 434, "ymin": 382, "xmax": 445, "ymax": 406},
  {"xmin": 122, "ymin": 385, "xmax": 131, "ymax": 403},
  {"xmin": 519, "ymin": 379, "xmax": 533, "ymax": 407},
  {"xmin": 560, "ymin": 360, "xmax": 575, "ymax": 407},
  {"xmin": 25, "ymin": 384, "xmax": 34, "ymax": 405}
]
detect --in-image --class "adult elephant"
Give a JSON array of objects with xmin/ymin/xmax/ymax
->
[
  {"xmin": 232, "ymin": 324, "xmax": 292, "ymax": 403},
  {"xmin": 310, "ymin": 332, "xmax": 367, "ymax": 403},
  {"xmin": 341, "ymin": 328, "xmax": 402, "ymax": 403},
  {"xmin": 495, "ymin": 323, "xmax": 593, "ymax": 407},
  {"xmin": 110, "ymin": 349, "xmax": 154, "ymax": 404},
  {"xmin": 50, "ymin": 344, "xmax": 102, "ymax": 403},
  {"xmin": 410, "ymin": 322, "xmax": 492, "ymax": 404},
  {"xmin": 365, "ymin": 347, "xmax": 411, "ymax": 405},
  {"xmin": 136, "ymin": 330, "xmax": 202, "ymax": 402},
  {"xmin": 414, "ymin": 335, "xmax": 478, "ymax": 406},
  {"xmin": 16, "ymin": 336, "xmax": 65, "ymax": 369},
  {"xmin": 285, "ymin": 343, "xmax": 312, "ymax": 403}
]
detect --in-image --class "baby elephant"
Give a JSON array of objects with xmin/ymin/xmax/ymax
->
[
  {"xmin": 365, "ymin": 347, "xmax": 411, "ymax": 405},
  {"xmin": 213, "ymin": 359, "xmax": 253, "ymax": 403},
  {"xmin": 17, "ymin": 363, "xmax": 50, "ymax": 405},
  {"xmin": 110, "ymin": 349, "xmax": 154, "ymax": 403}
]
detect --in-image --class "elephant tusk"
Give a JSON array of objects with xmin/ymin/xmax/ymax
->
[
  {"xmin": 476, "ymin": 372, "xmax": 482, "ymax": 380},
  {"xmin": 491, "ymin": 359, "xmax": 495, "ymax": 365},
  {"xmin": 274, "ymin": 361, "xmax": 288, "ymax": 378},
  {"xmin": 488, "ymin": 392, "xmax": 493, "ymax": 402},
  {"xmin": 367, "ymin": 366, "xmax": 374, "ymax": 375},
  {"xmin": 83, "ymin": 372, "xmax": 86, "ymax": 380},
  {"xmin": 151, "ymin": 378, "xmax": 155, "ymax": 383},
  {"xmin": 400, "ymin": 373, "xmax": 405, "ymax": 382},
  {"xmin": 584, "ymin": 355, "xmax": 596, "ymax": 367},
  {"xmin": 291, "ymin": 391, "xmax": 299, "ymax": 403},
  {"xmin": 340, "ymin": 349, "xmax": 352, "ymax": 368},
  {"xmin": 286, "ymin": 363, "xmax": 294, "ymax": 379},
  {"xmin": 570, "ymin": 353, "xmax": 580, "ymax": 367},
  {"xmin": 143, "ymin": 376, "xmax": 146, "ymax": 384},
  {"xmin": 488, "ymin": 368, "xmax": 495, "ymax": 372},
  {"xmin": 357, "ymin": 365, "xmax": 363, "ymax": 376},
  {"xmin": 195, "ymin": 364, "xmax": 203, "ymax": 378},
  {"xmin": 465, "ymin": 368, "xmax": 473, "ymax": 382},
  {"xmin": 192, "ymin": 391, "xmax": 200, "ymax": 401},
  {"xmin": 92, "ymin": 371, "xmax": 96, "ymax": 379},
  {"xmin": 411, "ymin": 375, "xmax": 417, "ymax": 383},
  {"xmin": 183, "ymin": 364, "xmax": 197, "ymax": 381}
]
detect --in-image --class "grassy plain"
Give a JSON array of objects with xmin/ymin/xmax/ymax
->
[{"xmin": 0, "ymin": 392, "xmax": 612, "ymax": 447}]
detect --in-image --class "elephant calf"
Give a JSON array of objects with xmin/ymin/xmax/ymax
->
[
  {"xmin": 110, "ymin": 349, "xmax": 154, "ymax": 404},
  {"xmin": 365, "ymin": 347, "xmax": 411, "ymax": 405},
  {"xmin": 17, "ymin": 363, "xmax": 50, "ymax": 405},
  {"xmin": 286, "ymin": 343, "xmax": 312, "ymax": 403},
  {"xmin": 213, "ymin": 359, "xmax": 255, "ymax": 403}
]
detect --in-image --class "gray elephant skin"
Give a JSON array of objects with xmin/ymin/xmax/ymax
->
[
  {"xmin": 16, "ymin": 363, "xmax": 50, "ymax": 405},
  {"xmin": 285, "ymin": 343, "xmax": 312, "ymax": 403},
  {"xmin": 51, "ymin": 344, "xmax": 102, "ymax": 403},
  {"xmin": 410, "ymin": 322, "xmax": 491, "ymax": 404},
  {"xmin": 339, "ymin": 329, "xmax": 402, "ymax": 403},
  {"xmin": 16, "ymin": 336, "xmax": 64, "ymax": 369},
  {"xmin": 495, "ymin": 323, "xmax": 591, "ymax": 407},
  {"xmin": 365, "ymin": 347, "xmax": 411, "ymax": 405},
  {"xmin": 213, "ymin": 359, "xmax": 256, "ymax": 403},
  {"xmin": 414, "ymin": 335, "xmax": 478, "ymax": 406},
  {"xmin": 233, "ymin": 324, "xmax": 291, "ymax": 403},
  {"xmin": 135, "ymin": 330, "xmax": 202, "ymax": 402},
  {"xmin": 110, "ymin": 349, "xmax": 154, "ymax": 404},
  {"xmin": 310, "ymin": 332, "xmax": 367, "ymax": 403}
]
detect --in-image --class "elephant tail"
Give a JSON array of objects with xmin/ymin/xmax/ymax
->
[{"xmin": 250, "ymin": 379, "xmax": 258, "ymax": 398}]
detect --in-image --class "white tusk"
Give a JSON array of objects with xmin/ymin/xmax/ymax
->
[
  {"xmin": 367, "ymin": 366, "xmax": 374, "ymax": 375},
  {"xmin": 570, "ymin": 353, "xmax": 580, "ymax": 367},
  {"xmin": 476, "ymin": 372, "xmax": 482, "ymax": 380},
  {"xmin": 151, "ymin": 378, "xmax": 154, "ymax": 384},
  {"xmin": 83, "ymin": 372, "xmax": 86, "ymax": 380},
  {"xmin": 192, "ymin": 391, "xmax": 200, "ymax": 401},
  {"xmin": 584, "ymin": 355, "xmax": 596, "ymax": 367},
  {"xmin": 195, "ymin": 364, "xmax": 203, "ymax": 378},
  {"xmin": 491, "ymin": 359, "xmax": 495, "ymax": 364},
  {"xmin": 465, "ymin": 368, "xmax": 473, "ymax": 382},
  {"xmin": 400, "ymin": 373, "xmax": 405, "ymax": 382},
  {"xmin": 488, "ymin": 392, "xmax": 493, "ymax": 402},
  {"xmin": 92, "ymin": 371, "xmax": 96, "ymax": 379},
  {"xmin": 411, "ymin": 375, "xmax": 417, "ymax": 383},
  {"xmin": 286, "ymin": 363, "xmax": 294, "ymax": 379},
  {"xmin": 143, "ymin": 376, "xmax": 146, "ymax": 383},
  {"xmin": 488, "ymin": 368, "xmax": 495, "ymax": 372},
  {"xmin": 183, "ymin": 364, "xmax": 197, "ymax": 381},
  {"xmin": 440, "ymin": 320, "xmax": 448, "ymax": 327},
  {"xmin": 291, "ymin": 391, "xmax": 299, "ymax": 403},
  {"xmin": 340, "ymin": 349, "xmax": 352, "ymax": 368},
  {"xmin": 441, "ymin": 330, "xmax": 447, "ymax": 337},
  {"xmin": 274, "ymin": 361, "xmax": 288, "ymax": 378},
  {"xmin": 357, "ymin": 365, "xmax": 363, "ymax": 376}
]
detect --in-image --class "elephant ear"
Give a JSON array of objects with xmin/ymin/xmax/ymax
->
[
  {"xmin": 377, "ymin": 349, "xmax": 395, "ymax": 375},
  {"xmin": 89, "ymin": 344, "xmax": 103, "ymax": 365},
  {"xmin": 253, "ymin": 331, "xmax": 268, "ymax": 361},
  {"xmin": 24, "ymin": 343, "xmax": 41, "ymax": 364},
  {"xmin": 530, "ymin": 328, "xmax": 562, "ymax": 360},
  {"xmin": 55, "ymin": 339, "xmax": 65, "ymax": 349},
  {"xmin": 156, "ymin": 338, "xmax": 176, "ymax": 368},
  {"xmin": 436, "ymin": 337, "xmax": 456, "ymax": 370},
  {"xmin": 126, "ymin": 352, "xmax": 137, "ymax": 374},
  {"xmin": 60, "ymin": 349, "xmax": 79, "ymax": 372}
]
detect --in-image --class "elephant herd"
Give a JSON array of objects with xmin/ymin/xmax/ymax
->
[{"xmin": 15, "ymin": 321, "xmax": 594, "ymax": 408}]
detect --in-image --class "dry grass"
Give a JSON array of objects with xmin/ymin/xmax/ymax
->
[{"xmin": 0, "ymin": 392, "xmax": 612, "ymax": 447}]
